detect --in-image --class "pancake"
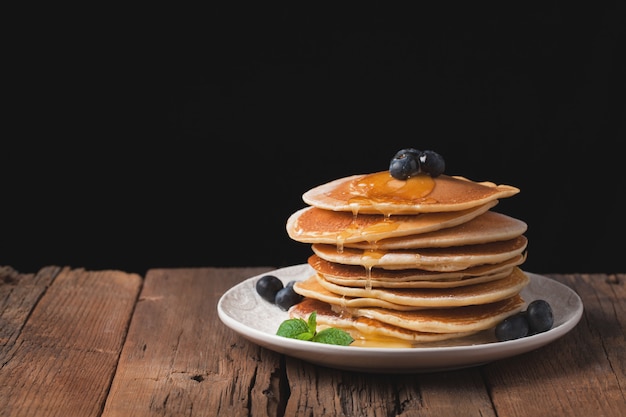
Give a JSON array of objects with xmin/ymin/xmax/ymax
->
[
  {"xmin": 291, "ymin": 274, "xmax": 427, "ymax": 311},
  {"xmin": 290, "ymin": 298, "xmax": 479, "ymax": 344},
  {"xmin": 310, "ymin": 254, "xmax": 527, "ymax": 288},
  {"xmin": 345, "ymin": 293, "xmax": 525, "ymax": 334},
  {"xmin": 285, "ymin": 151, "xmax": 529, "ymax": 346},
  {"xmin": 324, "ymin": 269, "xmax": 515, "ymax": 289},
  {"xmin": 286, "ymin": 201, "xmax": 497, "ymax": 246},
  {"xmin": 311, "ymin": 235, "xmax": 528, "ymax": 272},
  {"xmin": 302, "ymin": 171, "xmax": 520, "ymax": 215},
  {"xmin": 294, "ymin": 267, "xmax": 529, "ymax": 308},
  {"xmin": 346, "ymin": 211, "xmax": 528, "ymax": 250}
]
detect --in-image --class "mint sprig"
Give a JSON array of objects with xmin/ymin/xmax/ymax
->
[{"xmin": 276, "ymin": 311, "xmax": 354, "ymax": 346}]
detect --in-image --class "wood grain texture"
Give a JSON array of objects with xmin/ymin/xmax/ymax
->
[
  {"xmin": 0, "ymin": 266, "xmax": 60, "ymax": 362},
  {"xmin": 101, "ymin": 267, "xmax": 279, "ymax": 417},
  {"xmin": 1, "ymin": 266, "xmax": 624, "ymax": 416},
  {"xmin": 483, "ymin": 273, "xmax": 626, "ymax": 417},
  {"xmin": 283, "ymin": 359, "xmax": 497, "ymax": 417},
  {"xmin": 0, "ymin": 267, "xmax": 142, "ymax": 417}
]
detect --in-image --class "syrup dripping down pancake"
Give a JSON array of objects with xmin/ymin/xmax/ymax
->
[
  {"xmin": 286, "ymin": 201, "xmax": 497, "ymax": 246},
  {"xmin": 346, "ymin": 211, "xmax": 528, "ymax": 250}
]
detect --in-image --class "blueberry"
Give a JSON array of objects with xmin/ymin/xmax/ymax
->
[
  {"xmin": 392, "ymin": 148, "xmax": 421, "ymax": 160},
  {"xmin": 389, "ymin": 148, "xmax": 445, "ymax": 179},
  {"xmin": 495, "ymin": 312, "xmax": 529, "ymax": 341},
  {"xmin": 255, "ymin": 275, "xmax": 284, "ymax": 303},
  {"xmin": 419, "ymin": 150, "xmax": 445, "ymax": 177},
  {"xmin": 389, "ymin": 148, "xmax": 421, "ymax": 180},
  {"xmin": 526, "ymin": 300, "xmax": 554, "ymax": 334},
  {"xmin": 275, "ymin": 285, "xmax": 304, "ymax": 311}
]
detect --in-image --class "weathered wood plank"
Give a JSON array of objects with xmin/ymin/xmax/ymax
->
[
  {"xmin": 483, "ymin": 273, "xmax": 626, "ymax": 417},
  {"xmin": 0, "ymin": 267, "xmax": 142, "ymax": 417},
  {"xmin": 414, "ymin": 370, "xmax": 498, "ymax": 416},
  {"xmin": 101, "ymin": 267, "xmax": 281, "ymax": 417},
  {"xmin": 284, "ymin": 359, "xmax": 497, "ymax": 417},
  {"xmin": 1, "ymin": 266, "xmax": 61, "ymax": 362},
  {"xmin": 3, "ymin": 266, "xmax": 623, "ymax": 416}
]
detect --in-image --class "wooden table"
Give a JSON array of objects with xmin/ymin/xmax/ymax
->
[{"xmin": 1, "ymin": 265, "xmax": 624, "ymax": 416}]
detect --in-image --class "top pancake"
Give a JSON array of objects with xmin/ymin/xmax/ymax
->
[{"xmin": 302, "ymin": 171, "xmax": 520, "ymax": 215}]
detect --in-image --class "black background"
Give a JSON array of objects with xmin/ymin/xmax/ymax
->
[{"xmin": 3, "ymin": 4, "xmax": 625, "ymax": 276}]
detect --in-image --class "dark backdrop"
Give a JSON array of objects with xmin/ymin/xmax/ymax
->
[{"xmin": 3, "ymin": 4, "xmax": 624, "ymax": 275}]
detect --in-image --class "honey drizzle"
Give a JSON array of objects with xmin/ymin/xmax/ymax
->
[
  {"xmin": 349, "ymin": 332, "xmax": 416, "ymax": 348},
  {"xmin": 335, "ymin": 170, "xmax": 436, "ymax": 291},
  {"xmin": 360, "ymin": 249, "xmax": 384, "ymax": 291},
  {"xmin": 346, "ymin": 171, "xmax": 436, "ymax": 215}
]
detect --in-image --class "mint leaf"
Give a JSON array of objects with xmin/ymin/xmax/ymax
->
[
  {"xmin": 295, "ymin": 332, "xmax": 315, "ymax": 341},
  {"xmin": 276, "ymin": 311, "xmax": 354, "ymax": 346},
  {"xmin": 276, "ymin": 318, "xmax": 309, "ymax": 338},
  {"xmin": 307, "ymin": 311, "xmax": 317, "ymax": 334},
  {"xmin": 313, "ymin": 327, "xmax": 355, "ymax": 346}
]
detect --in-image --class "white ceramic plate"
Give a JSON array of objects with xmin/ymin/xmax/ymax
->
[{"xmin": 217, "ymin": 264, "xmax": 583, "ymax": 373}]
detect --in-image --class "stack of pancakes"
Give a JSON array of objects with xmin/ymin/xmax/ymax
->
[{"xmin": 285, "ymin": 170, "xmax": 530, "ymax": 347}]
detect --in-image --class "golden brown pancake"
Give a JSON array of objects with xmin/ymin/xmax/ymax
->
[
  {"xmin": 293, "ymin": 267, "xmax": 529, "ymax": 308},
  {"xmin": 311, "ymin": 236, "xmax": 528, "ymax": 272},
  {"xmin": 346, "ymin": 211, "xmax": 528, "ymax": 250},
  {"xmin": 285, "ymin": 162, "xmax": 529, "ymax": 346},
  {"xmin": 290, "ymin": 298, "xmax": 480, "ymax": 344},
  {"xmin": 291, "ymin": 274, "xmax": 428, "ymax": 311},
  {"xmin": 286, "ymin": 201, "xmax": 497, "ymax": 246},
  {"xmin": 345, "ymin": 294, "xmax": 525, "ymax": 334},
  {"xmin": 310, "ymin": 254, "xmax": 526, "ymax": 288},
  {"xmin": 302, "ymin": 171, "xmax": 520, "ymax": 215}
]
